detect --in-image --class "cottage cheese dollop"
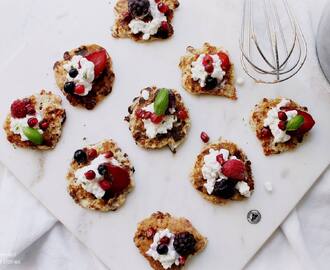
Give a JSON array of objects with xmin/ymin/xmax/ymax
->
[
  {"xmin": 142, "ymin": 103, "xmax": 177, "ymax": 139},
  {"xmin": 235, "ymin": 181, "xmax": 251, "ymax": 197},
  {"xmin": 263, "ymin": 98, "xmax": 297, "ymax": 144},
  {"xmin": 129, "ymin": 0, "xmax": 167, "ymax": 40},
  {"xmin": 191, "ymin": 54, "xmax": 225, "ymax": 87},
  {"xmin": 74, "ymin": 154, "xmax": 120, "ymax": 199},
  {"xmin": 10, "ymin": 114, "xmax": 43, "ymax": 141},
  {"xmin": 146, "ymin": 229, "xmax": 180, "ymax": 269},
  {"xmin": 202, "ymin": 148, "xmax": 229, "ymax": 194},
  {"xmin": 64, "ymin": 55, "xmax": 95, "ymax": 96}
]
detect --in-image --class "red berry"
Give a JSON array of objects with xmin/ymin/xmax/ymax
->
[
  {"xmin": 278, "ymin": 120, "xmax": 286, "ymax": 131},
  {"xmin": 106, "ymin": 164, "xmax": 130, "ymax": 194},
  {"xmin": 39, "ymin": 120, "xmax": 49, "ymax": 130},
  {"xmin": 135, "ymin": 108, "xmax": 144, "ymax": 119},
  {"xmin": 178, "ymin": 256, "xmax": 186, "ymax": 266},
  {"xmin": 200, "ymin": 132, "xmax": 209, "ymax": 143},
  {"xmin": 158, "ymin": 2, "xmax": 169, "ymax": 13},
  {"xmin": 74, "ymin": 84, "xmax": 85, "ymax": 95},
  {"xmin": 85, "ymin": 49, "xmax": 107, "ymax": 79},
  {"xmin": 26, "ymin": 104, "xmax": 36, "ymax": 115},
  {"xmin": 160, "ymin": 21, "xmax": 169, "ymax": 32},
  {"xmin": 22, "ymin": 98, "xmax": 31, "ymax": 105},
  {"xmin": 27, "ymin": 117, "xmax": 38, "ymax": 127},
  {"xmin": 259, "ymin": 127, "xmax": 272, "ymax": 139},
  {"xmin": 297, "ymin": 110, "xmax": 315, "ymax": 134},
  {"xmin": 104, "ymin": 151, "xmax": 113, "ymax": 158},
  {"xmin": 84, "ymin": 170, "xmax": 96, "ymax": 180},
  {"xmin": 151, "ymin": 113, "xmax": 163, "ymax": 124},
  {"xmin": 204, "ymin": 64, "xmax": 214, "ymax": 73},
  {"xmin": 87, "ymin": 148, "xmax": 98, "ymax": 160},
  {"xmin": 202, "ymin": 54, "xmax": 213, "ymax": 67},
  {"xmin": 278, "ymin": 111, "xmax": 288, "ymax": 121},
  {"xmin": 177, "ymin": 109, "xmax": 188, "ymax": 120},
  {"xmin": 146, "ymin": 228, "xmax": 156, "ymax": 239},
  {"xmin": 216, "ymin": 154, "xmax": 225, "ymax": 165},
  {"xmin": 221, "ymin": 159, "xmax": 246, "ymax": 180},
  {"xmin": 217, "ymin": 51, "xmax": 231, "ymax": 71},
  {"xmin": 143, "ymin": 111, "xmax": 152, "ymax": 119},
  {"xmin": 99, "ymin": 179, "xmax": 112, "ymax": 191},
  {"xmin": 159, "ymin": 236, "xmax": 170, "ymax": 245},
  {"xmin": 10, "ymin": 100, "xmax": 27, "ymax": 118}
]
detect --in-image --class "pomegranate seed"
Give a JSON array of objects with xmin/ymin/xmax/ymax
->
[
  {"xmin": 87, "ymin": 148, "xmax": 98, "ymax": 160},
  {"xmin": 151, "ymin": 113, "xmax": 163, "ymax": 124},
  {"xmin": 278, "ymin": 111, "xmax": 288, "ymax": 121},
  {"xmin": 278, "ymin": 121, "xmax": 286, "ymax": 131},
  {"xmin": 200, "ymin": 132, "xmax": 210, "ymax": 143},
  {"xmin": 27, "ymin": 117, "xmax": 38, "ymax": 127},
  {"xmin": 216, "ymin": 154, "xmax": 225, "ymax": 165},
  {"xmin": 260, "ymin": 127, "xmax": 272, "ymax": 139},
  {"xmin": 179, "ymin": 256, "xmax": 186, "ymax": 266},
  {"xmin": 177, "ymin": 109, "xmax": 188, "ymax": 120},
  {"xmin": 143, "ymin": 111, "xmax": 152, "ymax": 119},
  {"xmin": 202, "ymin": 54, "xmax": 213, "ymax": 67},
  {"xmin": 39, "ymin": 120, "xmax": 49, "ymax": 130},
  {"xmin": 158, "ymin": 2, "xmax": 169, "ymax": 13},
  {"xmin": 99, "ymin": 180, "xmax": 112, "ymax": 191},
  {"xmin": 159, "ymin": 236, "xmax": 170, "ymax": 245},
  {"xmin": 84, "ymin": 170, "xmax": 96, "ymax": 180},
  {"xmin": 146, "ymin": 228, "xmax": 156, "ymax": 239},
  {"xmin": 104, "ymin": 151, "xmax": 113, "ymax": 158},
  {"xmin": 135, "ymin": 109, "xmax": 144, "ymax": 119},
  {"xmin": 74, "ymin": 84, "xmax": 85, "ymax": 95},
  {"xmin": 26, "ymin": 104, "xmax": 36, "ymax": 115},
  {"xmin": 204, "ymin": 63, "xmax": 214, "ymax": 73},
  {"xmin": 160, "ymin": 21, "xmax": 169, "ymax": 32}
]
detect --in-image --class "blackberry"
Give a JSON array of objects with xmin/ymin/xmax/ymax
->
[
  {"xmin": 73, "ymin": 149, "xmax": 87, "ymax": 164},
  {"xmin": 173, "ymin": 232, "xmax": 196, "ymax": 256},
  {"xmin": 128, "ymin": 0, "xmax": 150, "ymax": 19},
  {"xmin": 212, "ymin": 179, "xmax": 236, "ymax": 199},
  {"xmin": 204, "ymin": 75, "xmax": 218, "ymax": 90}
]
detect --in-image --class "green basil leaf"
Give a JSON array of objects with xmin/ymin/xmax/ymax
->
[
  {"xmin": 154, "ymin": 88, "xmax": 169, "ymax": 116},
  {"xmin": 286, "ymin": 115, "xmax": 304, "ymax": 131},
  {"xmin": 23, "ymin": 127, "xmax": 43, "ymax": 145}
]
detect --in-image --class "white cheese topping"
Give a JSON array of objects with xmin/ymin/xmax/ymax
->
[
  {"xmin": 263, "ymin": 98, "xmax": 297, "ymax": 144},
  {"xmin": 142, "ymin": 103, "xmax": 177, "ymax": 139},
  {"xmin": 64, "ymin": 55, "xmax": 95, "ymax": 96},
  {"xmin": 235, "ymin": 181, "xmax": 251, "ymax": 197},
  {"xmin": 191, "ymin": 54, "xmax": 226, "ymax": 87},
  {"xmin": 146, "ymin": 229, "xmax": 180, "ymax": 269},
  {"xmin": 74, "ymin": 154, "xmax": 120, "ymax": 199},
  {"xmin": 128, "ymin": 0, "xmax": 167, "ymax": 40},
  {"xmin": 202, "ymin": 148, "xmax": 229, "ymax": 194},
  {"xmin": 10, "ymin": 114, "xmax": 44, "ymax": 141}
]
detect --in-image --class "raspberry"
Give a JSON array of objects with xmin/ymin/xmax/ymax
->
[
  {"xmin": 11, "ymin": 100, "xmax": 27, "ymax": 118},
  {"xmin": 221, "ymin": 159, "xmax": 246, "ymax": 180},
  {"xmin": 173, "ymin": 232, "xmax": 196, "ymax": 256}
]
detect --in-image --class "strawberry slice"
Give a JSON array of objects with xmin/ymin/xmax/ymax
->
[
  {"xmin": 217, "ymin": 52, "xmax": 231, "ymax": 71},
  {"xmin": 296, "ymin": 110, "xmax": 315, "ymax": 134},
  {"xmin": 85, "ymin": 49, "xmax": 107, "ymax": 79},
  {"xmin": 221, "ymin": 159, "xmax": 246, "ymax": 180},
  {"xmin": 106, "ymin": 164, "xmax": 130, "ymax": 194}
]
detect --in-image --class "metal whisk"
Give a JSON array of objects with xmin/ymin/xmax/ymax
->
[{"xmin": 239, "ymin": 0, "xmax": 307, "ymax": 84}]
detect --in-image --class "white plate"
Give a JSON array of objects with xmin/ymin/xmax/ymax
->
[{"xmin": 0, "ymin": 0, "xmax": 330, "ymax": 269}]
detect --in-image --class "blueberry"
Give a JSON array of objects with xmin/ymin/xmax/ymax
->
[
  {"xmin": 204, "ymin": 75, "xmax": 218, "ymax": 90},
  {"xmin": 212, "ymin": 179, "xmax": 236, "ymax": 199},
  {"xmin": 69, "ymin": 68, "xmax": 78, "ymax": 78},
  {"xmin": 156, "ymin": 244, "xmax": 169, "ymax": 255},
  {"xmin": 98, "ymin": 164, "xmax": 108, "ymax": 176},
  {"xmin": 73, "ymin": 149, "xmax": 87, "ymax": 164},
  {"xmin": 64, "ymin": 81, "xmax": 75, "ymax": 94}
]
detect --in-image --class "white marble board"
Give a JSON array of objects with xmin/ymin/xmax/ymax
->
[{"xmin": 0, "ymin": 0, "xmax": 330, "ymax": 269}]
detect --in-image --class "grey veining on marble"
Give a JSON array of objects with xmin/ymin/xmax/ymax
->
[{"xmin": 0, "ymin": 0, "xmax": 330, "ymax": 270}]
